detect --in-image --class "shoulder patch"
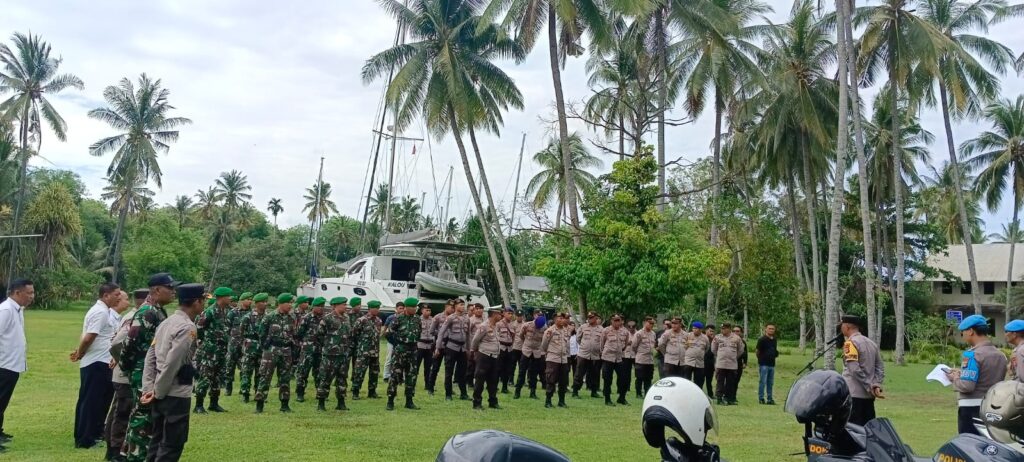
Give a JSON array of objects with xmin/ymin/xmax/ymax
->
[{"xmin": 843, "ymin": 340, "xmax": 859, "ymax": 362}]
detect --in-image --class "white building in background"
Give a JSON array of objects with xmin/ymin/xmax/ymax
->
[{"xmin": 924, "ymin": 243, "xmax": 1022, "ymax": 338}]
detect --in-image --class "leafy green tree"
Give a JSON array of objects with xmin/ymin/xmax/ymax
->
[
  {"xmin": 171, "ymin": 195, "xmax": 193, "ymax": 229},
  {"xmin": 919, "ymin": 161, "xmax": 984, "ymax": 244},
  {"xmin": 213, "ymin": 236, "xmax": 305, "ymax": 296},
  {"xmin": 24, "ymin": 183, "xmax": 81, "ymax": 269},
  {"xmin": 122, "ymin": 214, "xmax": 207, "ymax": 291},
  {"xmin": 215, "ymin": 169, "xmax": 252, "ymax": 210}
]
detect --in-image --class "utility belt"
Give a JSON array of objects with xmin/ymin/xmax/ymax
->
[
  {"xmin": 401, "ymin": 342, "xmax": 417, "ymax": 348},
  {"xmin": 447, "ymin": 339, "xmax": 465, "ymax": 346},
  {"xmin": 499, "ymin": 341, "xmax": 513, "ymax": 347}
]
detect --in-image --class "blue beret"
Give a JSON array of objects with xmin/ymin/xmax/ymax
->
[
  {"xmin": 958, "ymin": 314, "xmax": 988, "ymax": 331},
  {"xmin": 1006, "ymin": 320, "xmax": 1024, "ymax": 333},
  {"xmin": 534, "ymin": 315, "xmax": 546, "ymax": 329},
  {"xmin": 692, "ymin": 321, "xmax": 704, "ymax": 329}
]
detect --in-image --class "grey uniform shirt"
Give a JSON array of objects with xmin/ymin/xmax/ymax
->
[
  {"xmin": 470, "ymin": 322, "xmax": 500, "ymax": 358},
  {"xmin": 600, "ymin": 326, "xmax": 631, "ymax": 363},
  {"xmin": 632, "ymin": 329, "xmax": 657, "ymax": 365},
  {"xmin": 142, "ymin": 309, "xmax": 197, "ymax": 399},
  {"xmin": 430, "ymin": 313, "xmax": 448, "ymax": 346},
  {"xmin": 436, "ymin": 313, "xmax": 470, "ymax": 352},
  {"xmin": 951, "ymin": 340, "xmax": 1007, "ymax": 404},
  {"xmin": 623, "ymin": 330, "xmax": 637, "ymax": 359},
  {"xmin": 417, "ymin": 315, "xmax": 435, "ymax": 350},
  {"xmin": 110, "ymin": 307, "xmax": 138, "ymax": 385},
  {"xmin": 511, "ymin": 320, "xmax": 524, "ymax": 351},
  {"xmin": 684, "ymin": 332, "xmax": 708, "ymax": 368},
  {"xmin": 496, "ymin": 319, "xmax": 515, "ymax": 352},
  {"xmin": 577, "ymin": 323, "xmax": 603, "ymax": 360},
  {"xmin": 712, "ymin": 334, "xmax": 741, "ymax": 370},
  {"xmin": 658, "ymin": 330, "xmax": 688, "ymax": 366},
  {"xmin": 540, "ymin": 325, "xmax": 570, "ymax": 364},
  {"xmin": 842, "ymin": 332, "xmax": 885, "ymax": 400},
  {"xmin": 1012, "ymin": 342, "xmax": 1024, "ymax": 383},
  {"xmin": 521, "ymin": 323, "xmax": 547, "ymax": 359}
]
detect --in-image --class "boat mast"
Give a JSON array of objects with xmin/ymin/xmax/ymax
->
[
  {"xmin": 383, "ymin": 5, "xmax": 412, "ymax": 235},
  {"xmin": 443, "ymin": 165, "xmax": 454, "ymax": 240},
  {"xmin": 509, "ymin": 132, "xmax": 526, "ymax": 234},
  {"xmin": 307, "ymin": 156, "xmax": 325, "ymax": 278}
]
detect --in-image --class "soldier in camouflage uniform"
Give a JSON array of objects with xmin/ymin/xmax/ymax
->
[
  {"xmin": 316, "ymin": 297, "xmax": 352, "ymax": 411},
  {"xmin": 238, "ymin": 293, "xmax": 268, "ymax": 403},
  {"xmin": 254, "ymin": 293, "xmax": 297, "ymax": 413},
  {"xmin": 119, "ymin": 273, "xmax": 177, "ymax": 462},
  {"xmin": 351, "ymin": 300, "xmax": 382, "ymax": 400},
  {"xmin": 347, "ymin": 297, "xmax": 363, "ymax": 381},
  {"xmin": 193, "ymin": 286, "xmax": 233, "ymax": 414},
  {"xmin": 223, "ymin": 291, "xmax": 252, "ymax": 397},
  {"xmin": 386, "ymin": 298, "xmax": 422, "ymax": 410},
  {"xmin": 294, "ymin": 296, "xmax": 326, "ymax": 402}
]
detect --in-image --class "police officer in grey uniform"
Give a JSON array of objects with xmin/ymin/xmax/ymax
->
[
  {"xmin": 1006, "ymin": 320, "xmax": 1024, "ymax": 383},
  {"xmin": 946, "ymin": 314, "xmax": 1008, "ymax": 435},
  {"xmin": 140, "ymin": 283, "xmax": 204, "ymax": 462},
  {"xmin": 840, "ymin": 315, "xmax": 884, "ymax": 426}
]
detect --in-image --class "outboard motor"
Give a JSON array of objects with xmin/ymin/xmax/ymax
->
[
  {"xmin": 642, "ymin": 377, "xmax": 723, "ymax": 462},
  {"xmin": 785, "ymin": 370, "xmax": 866, "ymax": 460},
  {"xmin": 435, "ymin": 430, "xmax": 570, "ymax": 462}
]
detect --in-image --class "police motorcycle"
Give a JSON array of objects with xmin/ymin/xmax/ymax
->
[
  {"xmin": 786, "ymin": 370, "xmax": 1024, "ymax": 462},
  {"xmin": 434, "ymin": 377, "xmax": 724, "ymax": 461}
]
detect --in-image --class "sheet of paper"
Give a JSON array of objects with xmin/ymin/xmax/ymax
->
[{"xmin": 927, "ymin": 364, "xmax": 952, "ymax": 386}]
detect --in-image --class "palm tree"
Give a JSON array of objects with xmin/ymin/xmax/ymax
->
[
  {"xmin": 195, "ymin": 187, "xmax": 222, "ymax": 220},
  {"xmin": 368, "ymin": 184, "xmax": 394, "ymax": 228},
  {"xmin": 393, "ymin": 196, "xmax": 423, "ymax": 233},
  {"xmin": 87, "ymin": 74, "xmax": 191, "ymax": 284},
  {"xmin": 302, "ymin": 181, "xmax": 339, "ymax": 224},
  {"xmin": 214, "ymin": 169, "xmax": 253, "ymax": 211},
  {"xmin": 363, "ymin": 0, "xmax": 524, "ymax": 307},
  {"xmin": 101, "ymin": 175, "xmax": 155, "ymax": 218},
  {"xmin": 963, "ymin": 95, "xmax": 1024, "ymax": 328},
  {"xmin": 990, "ymin": 221, "xmax": 1024, "ymax": 244},
  {"xmin": 0, "ymin": 32, "xmax": 84, "ymax": 282},
  {"xmin": 267, "ymin": 197, "xmax": 283, "ymax": 227},
  {"xmin": 857, "ymin": 0, "xmax": 952, "ymax": 363},
  {"xmin": 920, "ymin": 161, "xmax": 984, "ymax": 244},
  {"xmin": 207, "ymin": 207, "xmax": 236, "ymax": 287},
  {"xmin": 171, "ymin": 195, "xmax": 193, "ymax": 230},
  {"xmin": 915, "ymin": 0, "xmax": 1015, "ymax": 314},
  {"xmin": 526, "ymin": 132, "xmax": 602, "ymax": 225}
]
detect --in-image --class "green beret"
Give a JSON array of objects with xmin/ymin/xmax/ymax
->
[
  {"xmin": 230, "ymin": 296, "xmax": 238, "ymax": 302},
  {"xmin": 239, "ymin": 292, "xmax": 253, "ymax": 300},
  {"xmin": 368, "ymin": 300, "xmax": 381, "ymax": 309},
  {"xmin": 277, "ymin": 293, "xmax": 295, "ymax": 303},
  {"xmin": 312, "ymin": 296, "xmax": 326, "ymax": 307},
  {"xmin": 296, "ymin": 295, "xmax": 310, "ymax": 304},
  {"xmin": 253, "ymin": 293, "xmax": 269, "ymax": 302},
  {"xmin": 330, "ymin": 297, "xmax": 348, "ymax": 305},
  {"xmin": 206, "ymin": 298, "xmax": 216, "ymax": 306},
  {"xmin": 402, "ymin": 297, "xmax": 419, "ymax": 307},
  {"xmin": 213, "ymin": 287, "xmax": 233, "ymax": 297},
  {"xmin": 349, "ymin": 297, "xmax": 362, "ymax": 306}
]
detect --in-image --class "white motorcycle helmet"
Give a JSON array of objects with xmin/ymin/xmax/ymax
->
[
  {"xmin": 981, "ymin": 381, "xmax": 1024, "ymax": 453},
  {"xmin": 642, "ymin": 377, "xmax": 721, "ymax": 462}
]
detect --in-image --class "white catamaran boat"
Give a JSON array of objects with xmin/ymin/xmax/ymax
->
[{"xmin": 297, "ymin": 229, "xmax": 493, "ymax": 313}]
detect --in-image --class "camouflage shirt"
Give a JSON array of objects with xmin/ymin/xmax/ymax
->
[
  {"xmin": 259, "ymin": 310, "xmax": 296, "ymax": 348},
  {"xmin": 119, "ymin": 301, "xmax": 169, "ymax": 375},
  {"xmin": 296, "ymin": 311, "xmax": 325, "ymax": 347},
  {"xmin": 240, "ymin": 310, "xmax": 267, "ymax": 343},
  {"xmin": 197, "ymin": 304, "xmax": 231, "ymax": 351},
  {"xmin": 317, "ymin": 312, "xmax": 353, "ymax": 356},
  {"xmin": 227, "ymin": 306, "xmax": 250, "ymax": 339},
  {"xmin": 353, "ymin": 314, "xmax": 382, "ymax": 355},
  {"xmin": 391, "ymin": 313, "xmax": 421, "ymax": 352}
]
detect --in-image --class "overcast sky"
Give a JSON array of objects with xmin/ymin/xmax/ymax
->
[{"xmin": 3, "ymin": 0, "xmax": 1023, "ymax": 235}]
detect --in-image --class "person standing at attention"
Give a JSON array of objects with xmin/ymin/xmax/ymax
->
[
  {"xmin": 755, "ymin": 324, "xmax": 779, "ymax": 405},
  {"xmin": 1005, "ymin": 320, "xmax": 1024, "ymax": 383},
  {"xmin": 946, "ymin": 314, "xmax": 1007, "ymax": 435},
  {"xmin": 71, "ymin": 283, "xmax": 123, "ymax": 449},
  {"xmin": 841, "ymin": 315, "xmax": 884, "ymax": 426}
]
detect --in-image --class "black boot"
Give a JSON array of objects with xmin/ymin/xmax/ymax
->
[
  {"xmin": 501, "ymin": 384, "xmax": 509, "ymax": 394},
  {"xmin": 386, "ymin": 397, "xmax": 395, "ymax": 411},
  {"xmin": 336, "ymin": 397, "xmax": 348, "ymax": 410},
  {"xmin": 617, "ymin": 394, "xmax": 629, "ymax": 406},
  {"xmin": 544, "ymin": 393, "xmax": 553, "ymax": 408},
  {"xmin": 368, "ymin": 390, "xmax": 380, "ymax": 399},
  {"xmin": 255, "ymin": 400, "xmax": 264, "ymax": 413},
  {"xmin": 241, "ymin": 392, "xmax": 250, "ymax": 403},
  {"xmin": 605, "ymin": 395, "xmax": 614, "ymax": 406},
  {"xmin": 529, "ymin": 389, "xmax": 538, "ymax": 399},
  {"xmin": 352, "ymin": 390, "xmax": 361, "ymax": 400},
  {"xmin": 473, "ymin": 401, "xmax": 484, "ymax": 410},
  {"xmin": 193, "ymin": 395, "xmax": 207, "ymax": 414},
  {"xmin": 459, "ymin": 387, "xmax": 469, "ymax": 400},
  {"xmin": 489, "ymin": 400, "xmax": 501, "ymax": 410},
  {"xmin": 225, "ymin": 383, "xmax": 233, "ymax": 397},
  {"xmin": 572, "ymin": 389, "xmax": 580, "ymax": 398},
  {"xmin": 590, "ymin": 390, "xmax": 599, "ymax": 398},
  {"xmin": 280, "ymin": 400, "xmax": 292, "ymax": 413},
  {"xmin": 558, "ymin": 393, "xmax": 567, "ymax": 408},
  {"xmin": 513, "ymin": 388, "xmax": 521, "ymax": 399},
  {"xmin": 296, "ymin": 386, "xmax": 305, "ymax": 403},
  {"xmin": 405, "ymin": 396, "xmax": 419, "ymax": 410},
  {"xmin": 208, "ymin": 395, "xmax": 226, "ymax": 412},
  {"xmin": 317, "ymin": 398, "xmax": 327, "ymax": 411}
]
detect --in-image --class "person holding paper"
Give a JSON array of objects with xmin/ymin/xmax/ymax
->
[
  {"xmin": 1005, "ymin": 320, "xmax": 1024, "ymax": 383},
  {"xmin": 840, "ymin": 315, "xmax": 884, "ymax": 426},
  {"xmin": 946, "ymin": 314, "xmax": 1008, "ymax": 435}
]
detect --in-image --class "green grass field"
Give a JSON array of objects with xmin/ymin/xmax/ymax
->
[{"xmin": 3, "ymin": 309, "xmax": 960, "ymax": 461}]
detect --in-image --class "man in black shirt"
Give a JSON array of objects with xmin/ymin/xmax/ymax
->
[{"xmin": 755, "ymin": 324, "xmax": 779, "ymax": 405}]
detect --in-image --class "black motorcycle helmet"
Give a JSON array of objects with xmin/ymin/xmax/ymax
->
[
  {"xmin": 435, "ymin": 430, "xmax": 570, "ymax": 462},
  {"xmin": 785, "ymin": 370, "xmax": 853, "ymax": 432}
]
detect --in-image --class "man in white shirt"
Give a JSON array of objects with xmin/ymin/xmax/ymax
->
[
  {"xmin": 71, "ymin": 283, "xmax": 123, "ymax": 449},
  {"xmin": 0, "ymin": 278, "xmax": 34, "ymax": 454}
]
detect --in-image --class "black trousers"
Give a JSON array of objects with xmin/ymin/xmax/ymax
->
[
  {"xmin": 568, "ymin": 355, "xmax": 577, "ymax": 378},
  {"xmin": 544, "ymin": 361, "xmax": 570, "ymax": 397},
  {"xmin": 415, "ymin": 348, "xmax": 434, "ymax": 392},
  {"xmin": 573, "ymin": 357, "xmax": 601, "ymax": 392},
  {"xmin": 715, "ymin": 369, "xmax": 738, "ymax": 401},
  {"xmin": 499, "ymin": 350, "xmax": 516, "ymax": 388},
  {"xmin": 662, "ymin": 363, "xmax": 685, "ymax": 378},
  {"xmin": 74, "ymin": 361, "xmax": 114, "ymax": 447},
  {"xmin": 516, "ymin": 355, "xmax": 545, "ymax": 391},
  {"xmin": 0, "ymin": 368, "xmax": 19, "ymax": 435},
  {"xmin": 703, "ymin": 366, "xmax": 715, "ymax": 395},
  {"xmin": 104, "ymin": 382, "xmax": 133, "ymax": 454},
  {"xmin": 443, "ymin": 348, "xmax": 468, "ymax": 397},
  {"xmin": 635, "ymin": 363, "xmax": 654, "ymax": 395},
  {"xmin": 621, "ymin": 358, "xmax": 634, "ymax": 393},
  {"xmin": 465, "ymin": 352, "xmax": 477, "ymax": 388},
  {"xmin": 429, "ymin": 348, "xmax": 446, "ymax": 392},
  {"xmin": 147, "ymin": 396, "xmax": 190, "ymax": 462},
  {"xmin": 850, "ymin": 397, "xmax": 877, "ymax": 426},
  {"xmin": 602, "ymin": 360, "xmax": 628, "ymax": 399},
  {"xmin": 958, "ymin": 406, "xmax": 981, "ymax": 435},
  {"xmin": 472, "ymin": 354, "xmax": 500, "ymax": 407}
]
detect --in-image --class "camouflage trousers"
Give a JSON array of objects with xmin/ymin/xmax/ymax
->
[
  {"xmin": 238, "ymin": 340, "xmax": 260, "ymax": 395},
  {"xmin": 351, "ymin": 352, "xmax": 379, "ymax": 394},
  {"xmin": 255, "ymin": 345, "xmax": 293, "ymax": 402},
  {"xmin": 316, "ymin": 353, "xmax": 350, "ymax": 400},
  {"xmin": 124, "ymin": 370, "xmax": 151, "ymax": 462},
  {"xmin": 387, "ymin": 346, "xmax": 419, "ymax": 399},
  {"xmin": 224, "ymin": 337, "xmax": 244, "ymax": 387},
  {"xmin": 195, "ymin": 346, "xmax": 227, "ymax": 399},
  {"xmin": 295, "ymin": 344, "xmax": 322, "ymax": 392}
]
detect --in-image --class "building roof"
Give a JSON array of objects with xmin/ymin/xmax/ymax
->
[{"xmin": 924, "ymin": 243, "xmax": 1023, "ymax": 282}]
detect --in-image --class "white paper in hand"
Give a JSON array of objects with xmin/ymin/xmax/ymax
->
[{"xmin": 927, "ymin": 364, "xmax": 952, "ymax": 386}]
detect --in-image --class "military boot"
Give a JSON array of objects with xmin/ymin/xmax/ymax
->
[
  {"xmin": 193, "ymin": 396, "xmax": 207, "ymax": 414},
  {"xmin": 208, "ymin": 395, "xmax": 226, "ymax": 412},
  {"xmin": 241, "ymin": 392, "xmax": 250, "ymax": 403},
  {"xmin": 317, "ymin": 398, "xmax": 327, "ymax": 411},
  {"xmin": 544, "ymin": 393, "xmax": 554, "ymax": 408},
  {"xmin": 501, "ymin": 384, "xmax": 509, "ymax": 394},
  {"xmin": 336, "ymin": 397, "xmax": 348, "ymax": 411},
  {"xmin": 352, "ymin": 390, "xmax": 361, "ymax": 400},
  {"xmin": 558, "ymin": 393, "xmax": 567, "ymax": 408},
  {"xmin": 280, "ymin": 400, "xmax": 292, "ymax": 413},
  {"xmin": 571, "ymin": 389, "xmax": 580, "ymax": 399},
  {"xmin": 472, "ymin": 401, "xmax": 484, "ymax": 410},
  {"xmin": 386, "ymin": 397, "xmax": 395, "ymax": 411},
  {"xmin": 295, "ymin": 386, "xmax": 305, "ymax": 403},
  {"xmin": 225, "ymin": 383, "xmax": 233, "ymax": 397},
  {"xmin": 367, "ymin": 390, "xmax": 380, "ymax": 399},
  {"xmin": 617, "ymin": 394, "xmax": 629, "ymax": 406},
  {"xmin": 529, "ymin": 388, "xmax": 538, "ymax": 400},
  {"xmin": 254, "ymin": 400, "xmax": 265, "ymax": 413},
  {"xmin": 513, "ymin": 387, "xmax": 521, "ymax": 399},
  {"xmin": 605, "ymin": 395, "xmax": 614, "ymax": 406},
  {"xmin": 405, "ymin": 396, "xmax": 419, "ymax": 410},
  {"xmin": 590, "ymin": 390, "xmax": 599, "ymax": 398}
]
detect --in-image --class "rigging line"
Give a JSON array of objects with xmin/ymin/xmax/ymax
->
[
  {"xmin": 423, "ymin": 119, "xmax": 441, "ymax": 225},
  {"xmin": 354, "ymin": 83, "xmax": 388, "ymax": 220}
]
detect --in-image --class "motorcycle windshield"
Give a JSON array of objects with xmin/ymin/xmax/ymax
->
[{"xmin": 785, "ymin": 371, "xmax": 848, "ymax": 422}]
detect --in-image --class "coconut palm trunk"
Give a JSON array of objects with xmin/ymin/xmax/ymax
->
[
  {"xmin": 109, "ymin": 202, "xmax": 131, "ymax": 284},
  {"xmin": 787, "ymin": 179, "xmax": 810, "ymax": 351},
  {"xmin": 1008, "ymin": 206, "xmax": 1019, "ymax": 321},
  {"xmin": 548, "ymin": 4, "xmax": 580, "ymax": 246},
  {"xmin": 468, "ymin": 127, "xmax": 525, "ymax": 310},
  {"xmin": 939, "ymin": 83, "xmax": 982, "ymax": 314},
  {"xmin": 4, "ymin": 107, "xmax": 32, "ymax": 284},
  {"xmin": 656, "ymin": 7, "xmax": 668, "ymax": 213},
  {"xmin": 707, "ymin": 90, "xmax": 724, "ymax": 324},
  {"xmin": 891, "ymin": 62, "xmax": 908, "ymax": 365},
  {"xmin": 448, "ymin": 105, "xmax": 512, "ymax": 307},
  {"xmin": 801, "ymin": 140, "xmax": 824, "ymax": 349},
  {"xmin": 208, "ymin": 231, "xmax": 227, "ymax": 288}
]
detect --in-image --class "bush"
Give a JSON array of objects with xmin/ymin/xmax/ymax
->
[{"xmin": 27, "ymin": 266, "xmax": 103, "ymax": 309}]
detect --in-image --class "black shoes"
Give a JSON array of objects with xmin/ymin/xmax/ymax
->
[
  {"xmin": 616, "ymin": 396, "xmax": 629, "ymax": 406},
  {"xmin": 225, "ymin": 384, "xmax": 233, "ymax": 396},
  {"xmin": 193, "ymin": 396, "xmax": 207, "ymax": 414},
  {"xmin": 572, "ymin": 390, "xmax": 580, "ymax": 398},
  {"xmin": 241, "ymin": 392, "xmax": 250, "ymax": 403},
  {"xmin": 605, "ymin": 397, "xmax": 614, "ymax": 406},
  {"xmin": 337, "ymin": 397, "xmax": 349, "ymax": 410},
  {"xmin": 590, "ymin": 390, "xmax": 599, "ymax": 398},
  {"xmin": 208, "ymin": 397, "xmax": 226, "ymax": 412},
  {"xmin": 405, "ymin": 397, "xmax": 419, "ymax": 410},
  {"xmin": 544, "ymin": 396, "xmax": 553, "ymax": 408},
  {"xmin": 386, "ymin": 397, "xmax": 395, "ymax": 411},
  {"xmin": 295, "ymin": 388, "xmax": 305, "ymax": 403},
  {"xmin": 459, "ymin": 393, "xmax": 470, "ymax": 401},
  {"xmin": 529, "ymin": 389, "xmax": 538, "ymax": 400},
  {"xmin": 352, "ymin": 391, "xmax": 361, "ymax": 400},
  {"xmin": 255, "ymin": 400, "xmax": 265, "ymax": 413},
  {"xmin": 513, "ymin": 389, "xmax": 521, "ymax": 399},
  {"xmin": 317, "ymin": 398, "xmax": 327, "ymax": 411},
  {"xmin": 473, "ymin": 403, "xmax": 484, "ymax": 410},
  {"xmin": 367, "ymin": 391, "xmax": 380, "ymax": 399},
  {"xmin": 280, "ymin": 400, "xmax": 292, "ymax": 413}
]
